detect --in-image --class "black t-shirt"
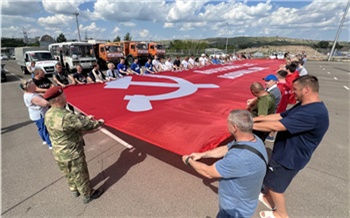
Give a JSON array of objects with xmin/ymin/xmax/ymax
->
[
  {"xmin": 73, "ymin": 72, "xmax": 87, "ymax": 83},
  {"xmin": 173, "ymin": 59, "xmax": 181, "ymax": 67},
  {"xmin": 33, "ymin": 77, "xmax": 52, "ymax": 89},
  {"xmin": 54, "ymin": 70, "xmax": 69, "ymax": 85}
]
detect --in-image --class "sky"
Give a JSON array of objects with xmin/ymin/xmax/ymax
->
[{"xmin": 1, "ymin": 0, "xmax": 349, "ymax": 42}]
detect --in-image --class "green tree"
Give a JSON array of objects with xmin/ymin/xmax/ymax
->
[
  {"xmin": 123, "ymin": 32, "xmax": 132, "ymax": 41},
  {"xmin": 56, "ymin": 33, "xmax": 67, "ymax": 42},
  {"xmin": 334, "ymin": 42, "xmax": 343, "ymax": 50},
  {"xmin": 317, "ymin": 41, "xmax": 329, "ymax": 49},
  {"xmin": 113, "ymin": 36, "xmax": 121, "ymax": 42}
]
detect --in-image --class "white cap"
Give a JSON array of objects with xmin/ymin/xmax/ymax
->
[{"xmin": 201, "ymin": 53, "xmax": 205, "ymax": 57}]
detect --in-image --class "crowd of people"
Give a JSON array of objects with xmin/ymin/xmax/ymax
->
[
  {"xmin": 181, "ymin": 54, "xmax": 328, "ymax": 218},
  {"xmin": 19, "ymin": 52, "xmax": 329, "ymax": 216}
]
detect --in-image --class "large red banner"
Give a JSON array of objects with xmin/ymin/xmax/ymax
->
[{"xmin": 64, "ymin": 59, "xmax": 283, "ymax": 155}]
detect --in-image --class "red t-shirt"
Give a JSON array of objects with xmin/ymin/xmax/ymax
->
[
  {"xmin": 285, "ymin": 72, "xmax": 299, "ymax": 104},
  {"xmin": 276, "ymin": 82, "xmax": 291, "ymax": 113}
]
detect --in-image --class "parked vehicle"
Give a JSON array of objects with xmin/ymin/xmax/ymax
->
[
  {"xmin": 15, "ymin": 47, "xmax": 57, "ymax": 75},
  {"xmin": 10, "ymin": 54, "xmax": 16, "ymax": 60},
  {"xmin": 210, "ymin": 51, "xmax": 227, "ymax": 59},
  {"xmin": 49, "ymin": 42, "xmax": 97, "ymax": 72},
  {"xmin": 89, "ymin": 40, "xmax": 123, "ymax": 69},
  {"xmin": 1, "ymin": 64, "xmax": 7, "ymax": 82},
  {"xmin": 269, "ymin": 52, "xmax": 284, "ymax": 59},
  {"xmin": 115, "ymin": 41, "xmax": 149, "ymax": 65},
  {"xmin": 1, "ymin": 54, "xmax": 9, "ymax": 60},
  {"xmin": 147, "ymin": 42, "xmax": 166, "ymax": 59}
]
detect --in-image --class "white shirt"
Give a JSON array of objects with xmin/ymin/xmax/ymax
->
[{"xmin": 181, "ymin": 60, "xmax": 189, "ymax": 69}]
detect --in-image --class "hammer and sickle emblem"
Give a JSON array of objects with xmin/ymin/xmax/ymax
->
[{"xmin": 104, "ymin": 74, "xmax": 219, "ymax": 112}]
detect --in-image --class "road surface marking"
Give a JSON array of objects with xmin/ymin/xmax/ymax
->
[
  {"xmin": 344, "ymin": 86, "xmax": 349, "ymax": 91},
  {"xmin": 334, "ymin": 77, "xmax": 338, "ymax": 80},
  {"xmin": 100, "ymin": 128, "xmax": 134, "ymax": 149},
  {"xmin": 327, "ymin": 72, "xmax": 330, "ymax": 74}
]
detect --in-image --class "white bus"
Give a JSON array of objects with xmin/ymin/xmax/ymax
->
[{"xmin": 48, "ymin": 42, "xmax": 97, "ymax": 72}]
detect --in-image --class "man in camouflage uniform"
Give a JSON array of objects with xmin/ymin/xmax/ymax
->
[{"xmin": 43, "ymin": 86, "xmax": 104, "ymax": 204}]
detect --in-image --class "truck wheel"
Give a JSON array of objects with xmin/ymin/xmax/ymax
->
[{"xmin": 127, "ymin": 56, "xmax": 134, "ymax": 66}]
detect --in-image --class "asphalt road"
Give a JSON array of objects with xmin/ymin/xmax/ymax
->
[{"xmin": 1, "ymin": 59, "xmax": 349, "ymax": 217}]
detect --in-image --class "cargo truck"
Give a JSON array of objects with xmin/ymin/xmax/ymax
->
[
  {"xmin": 147, "ymin": 42, "xmax": 166, "ymax": 59},
  {"xmin": 15, "ymin": 47, "xmax": 57, "ymax": 75},
  {"xmin": 116, "ymin": 41, "xmax": 149, "ymax": 65},
  {"xmin": 88, "ymin": 40, "xmax": 124, "ymax": 69}
]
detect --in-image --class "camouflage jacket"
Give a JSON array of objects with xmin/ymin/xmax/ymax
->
[{"xmin": 45, "ymin": 107, "xmax": 102, "ymax": 162}]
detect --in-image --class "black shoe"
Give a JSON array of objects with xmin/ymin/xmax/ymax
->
[
  {"xmin": 71, "ymin": 190, "xmax": 80, "ymax": 198},
  {"xmin": 83, "ymin": 188, "xmax": 104, "ymax": 204}
]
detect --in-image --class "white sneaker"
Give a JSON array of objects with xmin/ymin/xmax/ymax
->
[
  {"xmin": 49, "ymin": 146, "xmax": 52, "ymax": 150},
  {"xmin": 42, "ymin": 141, "xmax": 47, "ymax": 145}
]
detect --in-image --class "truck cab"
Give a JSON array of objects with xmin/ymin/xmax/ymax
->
[
  {"xmin": 91, "ymin": 41, "xmax": 123, "ymax": 69},
  {"xmin": 15, "ymin": 47, "xmax": 57, "ymax": 75},
  {"xmin": 148, "ymin": 42, "xmax": 166, "ymax": 59},
  {"xmin": 117, "ymin": 41, "xmax": 149, "ymax": 65}
]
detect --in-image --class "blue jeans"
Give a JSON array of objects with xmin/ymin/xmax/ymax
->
[{"xmin": 34, "ymin": 117, "xmax": 51, "ymax": 147}]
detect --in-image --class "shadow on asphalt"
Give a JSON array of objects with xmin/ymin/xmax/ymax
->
[
  {"xmin": 101, "ymin": 126, "xmax": 273, "ymax": 195},
  {"xmin": 1, "ymin": 120, "xmax": 33, "ymax": 135},
  {"xmin": 90, "ymin": 147, "xmax": 147, "ymax": 192}
]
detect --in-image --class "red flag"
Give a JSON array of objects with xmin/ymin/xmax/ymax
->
[{"xmin": 64, "ymin": 59, "xmax": 283, "ymax": 155}]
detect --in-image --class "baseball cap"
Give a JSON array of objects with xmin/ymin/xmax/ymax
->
[
  {"xmin": 201, "ymin": 53, "xmax": 205, "ymax": 57},
  {"xmin": 43, "ymin": 86, "xmax": 64, "ymax": 100},
  {"xmin": 263, "ymin": 74, "xmax": 278, "ymax": 81}
]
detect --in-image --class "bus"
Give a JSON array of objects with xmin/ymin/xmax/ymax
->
[{"xmin": 48, "ymin": 42, "xmax": 97, "ymax": 72}]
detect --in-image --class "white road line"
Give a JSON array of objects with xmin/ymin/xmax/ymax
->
[
  {"xmin": 100, "ymin": 128, "xmax": 134, "ymax": 149},
  {"xmin": 344, "ymin": 86, "xmax": 349, "ymax": 91},
  {"xmin": 323, "ymin": 68, "xmax": 326, "ymax": 70},
  {"xmin": 327, "ymin": 72, "xmax": 330, "ymax": 74},
  {"xmin": 334, "ymin": 77, "xmax": 338, "ymax": 80}
]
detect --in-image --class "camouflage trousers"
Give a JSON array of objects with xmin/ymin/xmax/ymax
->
[{"xmin": 57, "ymin": 155, "xmax": 92, "ymax": 198}]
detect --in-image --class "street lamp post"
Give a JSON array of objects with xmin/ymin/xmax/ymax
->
[
  {"xmin": 73, "ymin": 11, "xmax": 81, "ymax": 41},
  {"xmin": 225, "ymin": 23, "xmax": 229, "ymax": 54}
]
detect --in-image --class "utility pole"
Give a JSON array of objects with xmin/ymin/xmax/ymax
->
[
  {"xmin": 73, "ymin": 11, "xmax": 81, "ymax": 41},
  {"xmin": 225, "ymin": 23, "xmax": 229, "ymax": 54},
  {"xmin": 328, "ymin": 0, "xmax": 350, "ymax": 61}
]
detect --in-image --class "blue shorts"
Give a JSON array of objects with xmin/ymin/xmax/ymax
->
[{"xmin": 263, "ymin": 159, "xmax": 299, "ymax": 193}]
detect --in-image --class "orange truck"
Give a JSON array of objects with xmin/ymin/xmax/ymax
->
[
  {"xmin": 147, "ymin": 42, "xmax": 166, "ymax": 59},
  {"xmin": 89, "ymin": 40, "xmax": 124, "ymax": 68},
  {"xmin": 116, "ymin": 41, "xmax": 149, "ymax": 65}
]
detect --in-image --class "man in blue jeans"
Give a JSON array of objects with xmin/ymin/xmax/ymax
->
[
  {"xmin": 182, "ymin": 110, "xmax": 267, "ymax": 217},
  {"xmin": 253, "ymin": 75, "xmax": 329, "ymax": 218}
]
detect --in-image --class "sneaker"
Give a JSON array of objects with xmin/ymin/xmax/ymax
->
[
  {"xmin": 265, "ymin": 135, "xmax": 275, "ymax": 142},
  {"xmin": 71, "ymin": 190, "xmax": 80, "ymax": 198},
  {"xmin": 83, "ymin": 188, "xmax": 104, "ymax": 204},
  {"xmin": 42, "ymin": 141, "xmax": 47, "ymax": 145},
  {"xmin": 48, "ymin": 146, "xmax": 52, "ymax": 150}
]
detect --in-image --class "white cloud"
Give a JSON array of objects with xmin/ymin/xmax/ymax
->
[
  {"xmin": 38, "ymin": 14, "xmax": 73, "ymax": 27},
  {"xmin": 42, "ymin": 0, "xmax": 88, "ymax": 14},
  {"xmin": 112, "ymin": 26, "xmax": 121, "ymax": 34},
  {"xmin": 1, "ymin": 0, "xmax": 41, "ymax": 16},
  {"xmin": 163, "ymin": 22, "xmax": 174, "ymax": 28},
  {"xmin": 139, "ymin": 29, "xmax": 150, "ymax": 38},
  {"xmin": 121, "ymin": 22, "xmax": 136, "ymax": 27}
]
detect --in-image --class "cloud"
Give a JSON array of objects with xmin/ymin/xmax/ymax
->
[
  {"xmin": 1, "ymin": 0, "xmax": 41, "ymax": 16},
  {"xmin": 38, "ymin": 14, "xmax": 74, "ymax": 27},
  {"xmin": 112, "ymin": 26, "xmax": 121, "ymax": 34},
  {"xmin": 121, "ymin": 22, "xmax": 136, "ymax": 27},
  {"xmin": 93, "ymin": 0, "xmax": 168, "ymax": 22},
  {"xmin": 42, "ymin": 0, "xmax": 88, "ymax": 14},
  {"xmin": 139, "ymin": 29, "xmax": 151, "ymax": 38}
]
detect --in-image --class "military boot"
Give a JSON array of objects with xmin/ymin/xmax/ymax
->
[{"xmin": 83, "ymin": 188, "xmax": 104, "ymax": 204}]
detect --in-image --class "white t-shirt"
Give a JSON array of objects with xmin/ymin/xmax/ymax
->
[{"xmin": 23, "ymin": 93, "xmax": 48, "ymax": 121}]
